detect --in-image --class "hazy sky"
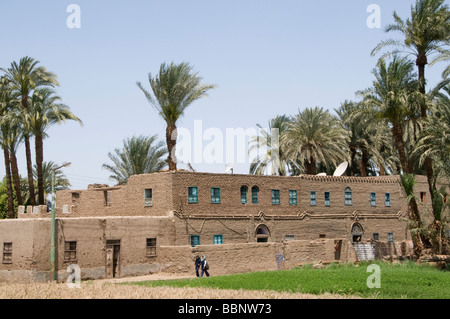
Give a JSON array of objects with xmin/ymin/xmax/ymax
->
[{"xmin": 0, "ymin": 1, "xmax": 448, "ymax": 189}]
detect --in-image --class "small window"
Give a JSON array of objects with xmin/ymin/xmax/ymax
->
[
  {"xmin": 104, "ymin": 190, "xmax": 112, "ymax": 207},
  {"xmin": 146, "ymin": 238, "xmax": 157, "ymax": 256},
  {"xmin": 190, "ymin": 235, "xmax": 200, "ymax": 247},
  {"xmin": 385, "ymin": 193, "xmax": 391, "ymax": 207},
  {"xmin": 144, "ymin": 189, "xmax": 153, "ymax": 207},
  {"xmin": 213, "ymin": 234, "xmax": 223, "ymax": 245},
  {"xmin": 211, "ymin": 187, "xmax": 221, "ymax": 204},
  {"xmin": 310, "ymin": 191, "xmax": 317, "ymax": 206},
  {"xmin": 345, "ymin": 187, "xmax": 352, "ymax": 206},
  {"xmin": 251, "ymin": 186, "xmax": 259, "ymax": 204},
  {"xmin": 2, "ymin": 242, "xmax": 12, "ymax": 264},
  {"xmin": 188, "ymin": 187, "xmax": 198, "ymax": 203},
  {"xmin": 271, "ymin": 189, "xmax": 280, "ymax": 205},
  {"xmin": 373, "ymin": 233, "xmax": 380, "ymax": 241},
  {"xmin": 420, "ymin": 192, "xmax": 426, "ymax": 203},
  {"xmin": 289, "ymin": 190, "xmax": 297, "ymax": 205},
  {"xmin": 240, "ymin": 186, "xmax": 248, "ymax": 204},
  {"xmin": 319, "ymin": 234, "xmax": 326, "ymax": 238},
  {"xmin": 387, "ymin": 232, "xmax": 394, "ymax": 242},
  {"xmin": 324, "ymin": 191, "xmax": 331, "ymax": 206},
  {"xmin": 370, "ymin": 192, "xmax": 376, "ymax": 207},
  {"xmin": 285, "ymin": 234, "xmax": 296, "ymax": 241},
  {"xmin": 64, "ymin": 241, "xmax": 77, "ymax": 262}
]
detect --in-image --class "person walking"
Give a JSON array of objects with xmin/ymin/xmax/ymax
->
[
  {"xmin": 200, "ymin": 254, "xmax": 210, "ymax": 277},
  {"xmin": 194, "ymin": 255, "xmax": 202, "ymax": 277}
]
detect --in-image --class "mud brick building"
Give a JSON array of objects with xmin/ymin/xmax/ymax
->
[{"xmin": 0, "ymin": 171, "xmax": 441, "ymax": 282}]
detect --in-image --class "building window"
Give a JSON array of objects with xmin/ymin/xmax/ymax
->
[
  {"xmin": 104, "ymin": 190, "xmax": 112, "ymax": 207},
  {"xmin": 188, "ymin": 187, "xmax": 198, "ymax": 203},
  {"xmin": 64, "ymin": 241, "xmax": 77, "ymax": 262},
  {"xmin": 285, "ymin": 234, "xmax": 296, "ymax": 241},
  {"xmin": 213, "ymin": 234, "xmax": 223, "ymax": 245},
  {"xmin": 345, "ymin": 187, "xmax": 352, "ymax": 206},
  {"xmin": 385, "ymin": 193, "xmax": 391, "ymax": 207},
  {"xmin": 373, "ymin": 233, "xmax": 380, "ymax": 241},
  {"xmin": 420, "ymin": 192, "xmax": 426, "ymax": 203},
  {"xmin": 387, "ymin": 232, "xmax": 394, "ymax": 242},
  {"xmin": 310, "ymin": 191, "xmax": 317, "ymax": 206},
  {"xmin": 144, "ymin": 189, "xmax": 153, "ymax": 207},
  {"xmin": 370, "ymin": 192, "xmax": 376, "ymax": 207},
  {"xmin": 146, "ymin": 238, "xmax": 157, "ymax": 256},
  {"xmin": 240, "ymin": 186, "xmax": 248, "ymax": 204},
  {"xmin": 351, "ymin": 223, "xmax": 363, "ymax": 243},
  {"xmin": 251, "ymin": 186, "xmax": 259, "ymax": 204},
  {"xmin": 2, "ymin": 242, "xmax": 12, "ymax": 264},
  {"xmin": 319, "ymin": 234, "xmax": 326, "ymax": 238},
  {"xmin": 272, "ymin": 189, "xmax": 280, "ymax": 205},
  {"xmin": 289, "ymin": 190, "xmax": 297, "ymax": 205},
  {"xmin": 324, "ymin": 191, "xmax": 331, "ymax": 206},
  {"xmin": 190, "ymin": 235, "xmax": 200, "ymax": 247},
  {"xmin": 211, "ymin": 187, "xmax": 221, "ymax": 204}
]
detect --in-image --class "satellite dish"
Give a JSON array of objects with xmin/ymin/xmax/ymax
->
[
  {"xmin": 316, "ymin": 173, "xmax": 327, "ymax": 176},
  {"xmin": 333, "ymin": 161, "xmax": 348, "ymax": 176},
  {"xmin": 225, "ymin": 165, "xmax": 234, "ymax": 174}
]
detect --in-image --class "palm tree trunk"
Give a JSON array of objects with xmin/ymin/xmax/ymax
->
[
  {"xmin": 166, "ymin": 122, "xmax": 177, "ymax": 171},
  {"xmin": 2, "ymin": 146, "xmax": 15, "ymax": 218},
  {"xmin": 21, "ymin": 95, "xmax": 36, "ymax": 206},
  {"xmin": 24, "ymin": 134, "xmax": 36, "ymax": 206},
  {"xmin": 9, "ymin": 149, "xmax": 22, "ymax": 206},
  {"xmin": 391, "ymin": 123, "xmax": 410, "ymax": 174},
  {"xmin": 305, "ymin": 156, "xmax": 316, "ymax": 175},
  {"xmin": 35, "ymin": 133, "xmax": 45, "ymax": 205},
  {"xmin": 349, "ymin": 147, "xmax": 356, "ymax": 176},
  {"xmin": 417, "ymin": 56, "xmax": 438, "ymax": 219}
]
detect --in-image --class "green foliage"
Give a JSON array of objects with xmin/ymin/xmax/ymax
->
[{"xmin": 130, "ymin": 261, "xmax": 450, "ymax": 299}]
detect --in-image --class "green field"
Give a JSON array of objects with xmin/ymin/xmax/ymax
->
[{"xmin": 129, "ymin": 261, "xmax": 450, "ymax": 299}]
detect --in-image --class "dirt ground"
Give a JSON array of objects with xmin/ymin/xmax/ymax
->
[{"xmin": 0, "ymin": 273, "xmax": 359, "ymax": 299}]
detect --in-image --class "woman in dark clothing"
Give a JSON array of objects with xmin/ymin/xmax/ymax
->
[
  {"xmin": 200, "ymin": 254, "xmax": 210, "ymax": 277},
  {"xmin": 194, "ymin": 255, "xmax": 202, "ymax": 277}
]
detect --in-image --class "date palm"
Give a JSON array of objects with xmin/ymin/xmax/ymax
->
[
  {"xmin": 248, "ymin": 115, "xmax": 291, "ymax": 176},
  {"xmin": 33, "ymin": 161, "xmax": 71, "ymax": 200},
  {"xmin": 26, "ymin": 88, "xmax": 82, "ymax": 204},
  {"xmin": 102, "ymin": 135, "xmax": 168, "ymax": 185},
  {"xmin": 137, "ymin": 62, "xmax": 216, "ymax": 171},
  {"xmin": 282, "ymin": 107, "xmax": 348, "ymax": 175},
  {"xmin": 1, "ymin": 57, "xmax": 59, "ymax": 205}
]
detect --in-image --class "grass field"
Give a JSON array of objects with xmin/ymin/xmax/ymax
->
[{"xmin": 129, "ymin": 261, "xmax": 450, "ymax": 299}]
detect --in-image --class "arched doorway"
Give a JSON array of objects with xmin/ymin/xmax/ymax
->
[
  {"xmin": 255, "ymin": 224, "xmax": 270, "ymax": 242},
  {"xmin": 351, "ymin": 223, "xmax": 363, "ymax": 243}
]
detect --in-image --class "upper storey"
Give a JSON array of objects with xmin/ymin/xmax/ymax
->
[{"xmin": 16, "ymin": 171, "xmax": 422, "ymax": 219}]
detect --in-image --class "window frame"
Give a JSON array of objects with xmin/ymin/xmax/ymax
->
[
  {"xmin": 310, "ymin": 191, "xmax": 317, "ymax": 206},
  {"xmin": 370, "ymin": 192, "xmax": 376, "ymax": 207},
  {"xmin": 64, "ymin": 241, "xmax": 77, "ymax": 262},
  {"xmin": 213, "ymin": 234, "xmax": 223, "ymax": 245},
  {"xmin": 190, "ymin": 235, "xmax": 200, "ymax": 247},
  {"xmin": 146, "ymin": 237, "xmax": 157, "ymax": 256},
  {"xmin": 385, "ymin": 192, "xmax": 391, "ymax": 207},
  {"xmin": 240, "ymin": 186, "xmax": 248, "ymax": 204},
  {"xmin": 251, "ymin": 186, "xmax": 259, "ymax": 204},
  {"xmin": 2, "ymin": 242, "xmax": 12, "ymax": 264},
  {"xmin": 271, "ymin": 189, "xmax": 280, "ymax": 205},
  {"xmin": 188, "ymin": 186, "xmax": 199, "ymax": 203},
  {"xmin": 344, "ymin": 187, "xmax": 353, "ymax": 206},
  {"xmin": 324, "ymin": 191, "xmax": 331, "ymax": 206},
  {"xmin": 289, "ymin": 190, "xmax": 297, "ymax": 205},
  {"xmin": 144, "ymin": 188, "xmax": 153, "ymax": 207},
  {"xmin": 211, "ymin": 187, "xmax": 221, "ymax": 204}
]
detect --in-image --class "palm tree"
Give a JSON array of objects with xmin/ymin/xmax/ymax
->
[
  {"xmin": 248, "ymin": 115, "xmax": 292, "ymax": 175},
  {"xmin": 359, "ymin": 56, "xmax": 424, "ymax": 256},
  {"xmin": 26, "ymin": 88, "xmax": 82, "ymax": 205},
  {"xmin": 372, "ymin": 0, "xmax": 450, "ymax": 107},
  {"xmin": 1, "ymin": 57, "xmax": 59, "ymax": 205},
  {"xmin": 33, "ymin": 161, "xmax": 71, "ymax": 201},
  {"xmin": 358, "ymin": 56, "xmax": 420, "ymax": 174},
  {"xmin": 137, "ymin": 62, "xmax": 216, "ymax": 171},
  {"xmin": 281, "ymin": 107, "xmax": 348, "ymax": 175},
  {"xmin": 102, "ymin": 135, "xmax": 168, "ymax": 185},
  {"xmin": 0, "ymin": 77, "xmax": 16, "ymax": 218},
  {"xmin": 371, "ymin": 0, "xmax": 450, "ymax": 212}
]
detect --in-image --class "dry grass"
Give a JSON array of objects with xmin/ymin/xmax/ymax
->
[{"xmin": 0, "ymin": 281, "xmax": 358, "ymax": 299}]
